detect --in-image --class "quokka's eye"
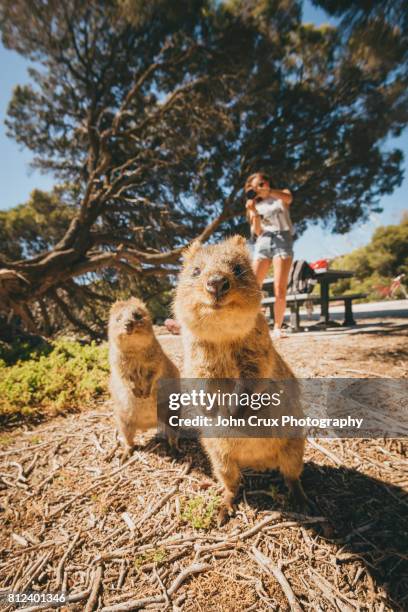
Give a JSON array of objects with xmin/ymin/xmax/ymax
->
[
  {"xmin": 233, "ymin": 264, "xmax": 245, "ymax": 277},
  {"xmin": 192, "ymin": 267, "xmax": 201, "ymax": 277}
]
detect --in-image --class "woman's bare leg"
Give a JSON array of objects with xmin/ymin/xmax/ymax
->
[
  {"xmin": 252, "ymin": 258, "xmax": 272, "ymax": 287},
  {"xmin": 272, "ymin": 256, "xmax": 292, "ymax": 329}
]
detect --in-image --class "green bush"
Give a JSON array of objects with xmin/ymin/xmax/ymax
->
[
  {"xmin": 0, "ymin": 338, "xmax": 109, "ymax": 424},
  {"xmin": 0, "ymin": 338, "xmax": 52, "ymax": 365},
  {"xmin": 330, "ymin": 216, "xmax": 408, "ymax": 301}
]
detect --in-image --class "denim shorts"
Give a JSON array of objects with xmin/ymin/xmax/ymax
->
[{"xmin": 253, "ymin": 230, "xmax": 293, "ymax": 260}]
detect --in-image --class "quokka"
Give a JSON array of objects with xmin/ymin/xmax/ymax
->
[
  {"xmin": 108, "ymin": 297, "xmax": 179, "ymax": 460},
  {"xmin": 174, "ymin": 235, "xmax": 307, "ymax": 524}
]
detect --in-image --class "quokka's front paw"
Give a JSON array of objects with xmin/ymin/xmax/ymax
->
[
  {"xmin": 217, "ymin": 502, "xmax": 234, "ymax": 527},
  {"xmin": 166, "ymin": 431, "xmax": 181, "ymax": 453},
  {"xmin": 120, "ymin": 446, "xmax": 134, "ymax": 465},
  {"xmin": 287, "ymin": 480, "xmax": 311, "ymax": 514},
  {"xmin": 290, "ymin": 494, "xmax": 311, "ymax": 515}
]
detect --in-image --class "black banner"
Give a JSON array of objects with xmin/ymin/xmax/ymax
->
[{"xmin": 157, "ymin": 378, "xmax": 408, "ymax": 439}]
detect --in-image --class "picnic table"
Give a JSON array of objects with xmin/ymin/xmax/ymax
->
[{"xmin": 262, "ymin": 268, "xmax": 367, "ymax": 332}]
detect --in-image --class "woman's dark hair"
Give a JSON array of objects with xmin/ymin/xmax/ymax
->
[
  {"xmin": 244, "ymin": 172, "xmax": 271, "ymax": 193},
  {"xmin": 244, "ymin": 172, "xmax": 271, "ymax": 229}
]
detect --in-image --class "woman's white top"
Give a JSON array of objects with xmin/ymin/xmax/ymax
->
[{"xmin": 255, "ymin": 197, "xmax": 294, "ymax": 235}]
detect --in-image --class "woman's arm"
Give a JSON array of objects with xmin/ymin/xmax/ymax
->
[
  {"xmin": 246, "ymin": 200, "xmax": 262, "ymax": 236},
  {"xmin": 268, "ymin": 188, "xmax": 293, "ymax": 206},
  {"xmin": 250, "ymin": 211, "xmax": 262, "ymax": 236}
]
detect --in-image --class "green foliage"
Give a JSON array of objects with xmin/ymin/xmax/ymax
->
[
  {"xmin": 180, "ymin": 492, "xmax": 221, "ymax": 529},
  {"xmin": 134, "ymin": 547, "xmax": 167, "ymax": 569},
  {"xmin": 0, "ymin": 188, "xmax": 73, "ymax": 259},
  {"xmin": 119, "ymin": 0, "xmax": 207, "ymax": 28},
  {"xmin": 0, "ymin": 433, "xmax": 15, "ymax": 449},
  {"xmin": 0, "ymin": 338, "xmax": 52, "ymax": 365},
  {"xmin": 331, "ymin": 215, "xmax": 408, "ymax": 300},
  {"xmin": 0, "ymin": 338, "xmax": 109, "ymax": 424}
]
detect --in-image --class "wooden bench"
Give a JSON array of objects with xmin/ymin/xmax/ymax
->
[{"xmin": 262, "ymin": 293, "xmax": 367, "ymax": 331}]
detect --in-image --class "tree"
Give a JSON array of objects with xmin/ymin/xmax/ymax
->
[
  {"xmin": 0, "ymin": 0, "xmax": 235, "ymax": 336},
  {"xmin": 0, "ymin": 188, "xmax": 74, "ymax": 261},
  {"xmin": 0, "ymin": 0, "xmax": 406, "ymax": 337},
  {"xmin": 312, "ymin": 0, "xmax": 407, "ymax": 72},
  {"xmin": 331, "ymin": 214, "xmax": 408, "ymax": 300},
  {"xmin": 0, "ymin": 191, "xmax": 175, "ymax": 337},
  {"xmin": 311, "ymin": 0, "xmax": 408, "ymax": 128}
]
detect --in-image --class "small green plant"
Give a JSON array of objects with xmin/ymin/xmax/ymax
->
[
  {"xmin": 180, "ymin": 492, "xmax": 220, "ymax": 530},
  {"xmin": 0, "ymin": 433, "xmax": 15, "ymax": 448},
  {"xmin": 91, "ymin": 493, "xmax": 109, "ymax": 516},
  {"xmin": 268, "ymin": 485, "xmax": 278, "ymax": 500},
  {"xmin": 134, "ymin": 547, "xmax": 166, "ymax": 569}
]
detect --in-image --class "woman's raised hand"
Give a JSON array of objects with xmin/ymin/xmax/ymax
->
[{"xmin": 245, "ymin": 199, "xmax": 257, "ymax": 212}]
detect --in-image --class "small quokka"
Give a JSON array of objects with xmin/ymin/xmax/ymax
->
[
  {"xmin": 108, "ymin": 297, "xmax": 179, "ymax": 459},
  {"xmin": 174, "ymin": 235, "xmax": 307, "ymax": 524}
]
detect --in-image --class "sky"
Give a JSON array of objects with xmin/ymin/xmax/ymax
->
[
  {"xmin": 296, "ymin": 2, "xmax": 408, "ymax": 260},
  {"xmin": 0, "ymin": 2, "xmax": 406, "ymax": 261}
]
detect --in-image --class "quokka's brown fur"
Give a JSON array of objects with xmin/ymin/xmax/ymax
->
[
  {"xmin": 108, "ymin": 297, "xmax": 179, "ymax": 459},
  {"xmin": 174, "ymin": 235, "xmax": 307, "ymax": 524}
]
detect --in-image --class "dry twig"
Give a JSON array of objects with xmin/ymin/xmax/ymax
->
[{"xmin": 251, "ymin": 546, "xmax": 303, "ymax": 612}]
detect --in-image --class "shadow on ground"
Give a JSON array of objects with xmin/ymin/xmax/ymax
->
[
  {"xmin": 152, "ymin": 438, "xmax": 408, "ymax": 610},
  {"xmin": 361, "ymin": 345, "xmax": 408, "ymax": 364},
  {"xmin": 290, "ymin": 321, "xmax": 408, "ymax": 336}
]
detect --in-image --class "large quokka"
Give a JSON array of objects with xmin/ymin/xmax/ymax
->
[
  {"xmin": 108, "ymin": 297, "xmax": 179, "ymax": 459},
  {"xmin": 174, "ymin": 235, "xmax": 307, "ymax": 525}
]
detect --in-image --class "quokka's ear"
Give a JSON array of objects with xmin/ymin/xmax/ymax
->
[
  {"xmin": 182, "ymin": 240, "xmax": 202, "ymax": 262},
  {"xmin": 228, "ymin": 234, "xmax": 247, "ymax": 248},
  {"xmin": 110, "ymin": 300, "xmax": 126, "ymax": 314}
]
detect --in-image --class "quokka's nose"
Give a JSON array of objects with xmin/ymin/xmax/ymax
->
[
  {"xmin": 125, "ymin": 311, "xmax": 143, "ymax": 331},
  {"xmin": 206, "ymin": 274, "xmax": 231, "ymax": 299}
]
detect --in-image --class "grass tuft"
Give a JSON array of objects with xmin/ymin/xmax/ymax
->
[
  {"xmin": 180, "ymin": 491, "xmax": 220, "ymax": 530},
  {"xmin": 134, "ymin": 547, "xmax": 166, "ymax": 569}
]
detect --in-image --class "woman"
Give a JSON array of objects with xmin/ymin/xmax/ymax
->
[{"xmin": 245, "ymin": 172, "xmax": 294, "ymax": 339}]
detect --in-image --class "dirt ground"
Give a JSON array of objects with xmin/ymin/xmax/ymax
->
[
  {"xmin": 156, "ymin": 317, "xmax": 408, "ymax": 379},
  {"xmin": 0, "ymin": 319, "xmax": 407, "ymax": 611}
]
